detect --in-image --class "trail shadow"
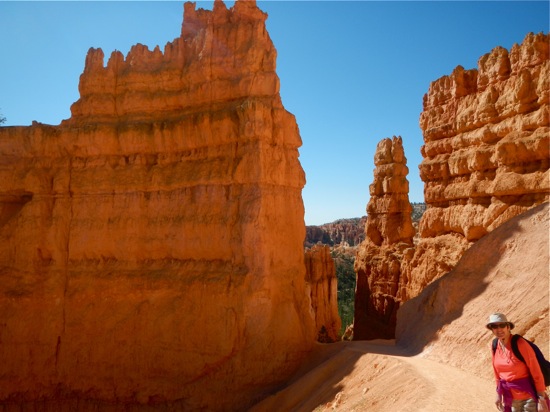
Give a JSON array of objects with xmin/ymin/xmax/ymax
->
[{"xmin": 248, "ymin": 339, "xmax": 403, "ymax": 412}]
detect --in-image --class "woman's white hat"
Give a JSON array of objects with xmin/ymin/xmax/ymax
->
[{"xmin": 486, "ymin": 313, "xmax": 515, "ymax": 330}]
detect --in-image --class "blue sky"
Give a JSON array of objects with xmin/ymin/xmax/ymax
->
[{"xmin": 1, "ymin": 1, "xmax": 548, "ymax": 225}]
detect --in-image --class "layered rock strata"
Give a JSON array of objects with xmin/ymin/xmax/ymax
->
[
  {"xmin": 409, "ymin": 31, "xmax": 549, "ymax": 299},
  {"xmin": 304, "ymin": 245, "xmax": 341, "ymax": 342},
  {"xmin": 354, "ymin": 136, "xmax": 414, "ymax": 340},
  {"xmin": 305, "ymin": 217, "xmax": 366, "ymax": 248},
  {"xmin": 0, "ymin": 1, "xmax": 316, "ymax": 411},
  {"xmin": 354, "ymin": 32, "xmax": 549, "ymax": 340}
]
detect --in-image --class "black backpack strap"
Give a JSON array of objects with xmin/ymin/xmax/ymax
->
[
  {"xmin": 492, "ymin": 337, "xmax": 498, "ymax": 355},
  {"xmin": 510, "ymin": 334, "xmax": 526, "ymax": 364}
]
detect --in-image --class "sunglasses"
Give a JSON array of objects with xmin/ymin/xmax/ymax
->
[{"xmin": 490, "ymin": 323, "xmax": 509, "ymax": 330}]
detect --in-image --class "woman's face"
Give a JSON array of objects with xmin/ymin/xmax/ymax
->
[{"xmin": 490, "ymin": 323, "xmax": 511, "ymax": 340}]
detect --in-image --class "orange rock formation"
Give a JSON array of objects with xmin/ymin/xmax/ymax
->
[
  {"xmin": 0, "ymin": 1, "xmax": 316, "ymax": 410},
  {"xmin": 410, "ymin": 31, "xmax": 549, "ymax": 299},
  {"xmin": 305, "ymin": 218, "xmax": 367, "ymax": 248},
  {"xmin": 354, "ymin": 32, "xmax": 549, "ymax": 340},
  {"xmin": 305, "ymin": 245, "xmax": 342, "ymax": 342},
  {"xmin": 354, "ymin": 136, "xmax": 415, "ymax": 340}
]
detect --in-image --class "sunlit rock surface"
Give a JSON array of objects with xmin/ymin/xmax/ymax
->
[
  {"xmin": 0, "ymin": 1, "xmax": 316, "ymax": 410},
  {"xmin": 353, "ymin": 136, "xmax": 414, "ymax": 340},
  {"xmin": 410, "ymin": 31, "xmax": 549, "ymax": 299},
  {"xmin": 354, "ymin": 32, "xmax": 549, "ymax": 340}
]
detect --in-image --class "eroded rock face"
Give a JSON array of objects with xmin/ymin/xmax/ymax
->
[
  {"xmin": 410, "ymin": 31, "xmax": 549, "ymax": 299},
  {"xmin": 0, "ymin": 1, "xmax": 315, "ymax": 410},
  {"xmin": 305, "ymin": 245, "xmax": 341, "ymax": 342},
  {"xmin": 353, "ymin": 136, "xmax": 414, "ymax": 340},
  {"xmin": 305, "ymin": 218, "xmax": 367, "ymax": 248},
  {"xmin": 354, "ymin": 33, "xmax": 549, "ymax": 340}
]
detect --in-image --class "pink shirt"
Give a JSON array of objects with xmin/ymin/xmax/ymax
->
[{"xmin": 492, "ymin": 336, "xmax": 547, "ymax": 399}]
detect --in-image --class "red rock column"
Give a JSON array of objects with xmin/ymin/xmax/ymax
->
[
  {"xmin": 354, "ymin": 136, "xmax": 414, "ymax": 340},
  {"xmin": 305, "ymin": 244, "xmax": 342, "ymax": 342}
]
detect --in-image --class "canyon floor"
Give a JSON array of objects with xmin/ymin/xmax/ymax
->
[{"xmin": 250, "ymin": 340, "xmax": 495, "ymax": 411}]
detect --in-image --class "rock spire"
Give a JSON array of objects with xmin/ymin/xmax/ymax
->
[
  {"xmin": 305, "ymin": 244, "xmax": 342, "ymax": 342},
  {"xmin": 354, "ymin": 136, "xmax": 414, "ymax": 340}
]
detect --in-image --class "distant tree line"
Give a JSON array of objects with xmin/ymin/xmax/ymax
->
[
  {"xmin": 332, "ymin": 249, "xmax": 356, "ymax": 335},
  {"xmin": 411, "ymin": 202, "xmax": 426, "ymax": 223}
]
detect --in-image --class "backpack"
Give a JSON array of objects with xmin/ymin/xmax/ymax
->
[{"xmin": 492, "ymin": 335, "xmax": 550, "ymax": 387}]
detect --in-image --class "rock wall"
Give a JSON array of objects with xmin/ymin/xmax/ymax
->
[
  {"xmin": 409, "ymin": 31, "xmax": 549, "ymax": 299},
  {"xmin": 354, "ymin": 137, "xmax": 414, "ymax": 340},
  {"xmin": 304, "ymin": 245, "xmax": 341, "ymax": 342},
  {"xmin": 354, "ymin": 32, "xmax": 549, "ymax": 340},
  {"xmin": 0, "ymin": 1, "xmax": 316, "ymax": 410}
]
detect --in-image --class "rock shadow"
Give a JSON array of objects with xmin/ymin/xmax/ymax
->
[{"xmin": 395, "ymin": 202, "xmax": 549, "ymax": 356}]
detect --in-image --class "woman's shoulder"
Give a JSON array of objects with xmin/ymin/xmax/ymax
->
[{"xmin": 513, "ymin": 334, "xmax": 536, "ymax": 355}]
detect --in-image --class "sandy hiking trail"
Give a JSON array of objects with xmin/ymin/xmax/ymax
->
[{"xmin": 250, "ymin": 340, "xmax": 495, "ymax": 412}]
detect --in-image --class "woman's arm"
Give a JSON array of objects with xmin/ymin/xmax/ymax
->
[{"xmin": 516, "ymin": 338, "xmax": 546, "ymax": 394}]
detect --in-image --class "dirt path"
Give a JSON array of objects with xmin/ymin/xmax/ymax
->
[{"xmin": 249, "ymin": 340, "xmax": 496, "ymax": 412}]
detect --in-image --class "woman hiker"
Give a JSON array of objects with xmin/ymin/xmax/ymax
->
[{"xmin": 488, "ymin": 313, "xmax": 549, "ymax": 412}]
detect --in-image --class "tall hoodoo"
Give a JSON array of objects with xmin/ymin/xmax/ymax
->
[
  {"xmin": 0, "ymin": 1, "xmax": 315, "ymax": 411},
  {"xmin": 305, "ymin": 244, "xmax": 342, "ymax": 343},
  {"xmin": 354, "ymin": 136, "xmax": 414, "ymax": 340}
]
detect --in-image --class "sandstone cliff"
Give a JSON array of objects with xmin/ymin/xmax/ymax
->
[
  {"xmin": 0, "ymin": 1, "xmax": 316, "ymax": 410},
  {"xmin": 305, "ymin": 245, "xmax": 341, "ymax": 343},
  {"xmin": 354, "ymin": 136, "xmax": 415, "ymax": 340},
  {"xmin": 409, "ymin": 31, "xmax": 549, "ymax": 299},
  {"xmin": 305, "ymin": 217, "xmax": 366, "ymax": 248},
  {"xmin": 354, "ymin": 32, "xmax": 549, "ymax": 340}
]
